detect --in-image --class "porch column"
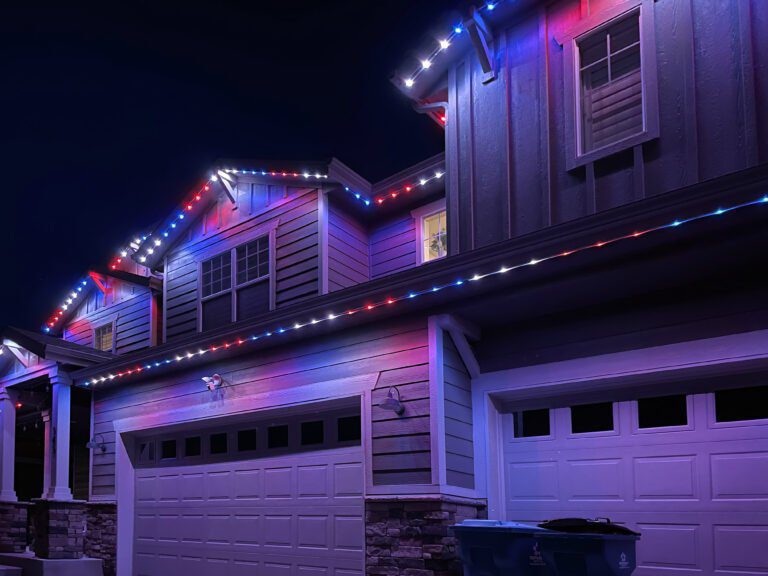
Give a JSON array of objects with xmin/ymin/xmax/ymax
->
[
  {"xmin": 44, "ymin": 375, "xmax": 72, "ymax": 501},
  {"xmin": 0, "ymin": 388, "xmax": 17, "ymax": 502},
  {"xmin": 40, "ymin": 409, "xmax": 51, "ymax": 498}
]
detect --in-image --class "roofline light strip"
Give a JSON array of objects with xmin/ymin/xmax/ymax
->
[{"xmin": 83, "ymin": 194, "xmax": 768, "ymax": 386}]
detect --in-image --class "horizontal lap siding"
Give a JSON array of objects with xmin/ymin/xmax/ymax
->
[
  {"xmin": 370, "ymin": 215, "xmax": 417, "ymax": 279},
  {"xmin": 328, "ymin": 200, "xmax": 370, "ymax": 291},
  {"xmin": 91, "ymin": 318, "xmax": 430, "ymax": 495},
  {"xmin": 64, "ymin": 285, "xmax": 152, "ymax": 355},
  {"xmin": 443, "ymin": 334, "xmax": 474, "ymax": 489},
  {"xmin": 164, "ymin": 188, "xmax": 320, "ymax": 343}
]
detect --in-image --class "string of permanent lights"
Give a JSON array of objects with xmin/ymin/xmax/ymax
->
[
  {"xmin": 401, "ymin": 1, "xmax": 503, "ymax": 89},
  {"xmin": 81, "ymin": 193, "xmax": 768, "ymax": 386}
]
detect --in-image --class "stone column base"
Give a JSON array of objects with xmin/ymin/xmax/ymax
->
[
  {"xmin": 86, "ymin": 502, "xmax": 117, "ymax": 576},
  {"xmin": 31, "ymin": 499, "xmax": 86, "ymax": 559},
  {"xmin": 365, "ymin": 495, "xmax": 487, "ymax": 576},
  {"xmin": 0, "ymin": 501, "xmax": 30, "ymax": 553}
]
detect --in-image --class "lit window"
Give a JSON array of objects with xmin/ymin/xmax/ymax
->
[
  {"xmin": 422, "ymin": 210, "xmax": 447, "ymax": 263},
  {"xmin": 94, "ymin": 323, "xmax": 113, "ymax": 352},
  {"xmin": 578, "ymin": 11, "xmax": 642, "ymax": 154}
]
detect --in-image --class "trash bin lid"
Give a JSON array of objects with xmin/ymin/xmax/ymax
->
[
  {"xmin": 537, "ymin": 518, "xmax": 639, "ymax": 536},
  {"xmin": 453, "ymin": 520, "xmax": 550, "ymax": 533}
]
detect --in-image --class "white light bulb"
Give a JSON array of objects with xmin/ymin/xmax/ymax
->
[
  {"xmin": 404, "ymin": 78, "xmax": 415, "ymax": 88},
  {"xmin": 529, "ymin": 258, "xmax": 539, "ymax": 265},
  {"xmin": 421, "ymin": 59, "xmax": 432, "ymax": 70},
  {"xmin": 210, "ymin": 174, "xmax": 219, "ymax": 182},
  {"xmin": 435, "ymin": 171, "xmax": 443, "ymax": 178},
  {"xmin": 120, "ymin": 250, "xmax": 128, "ymax": 257},
  {"xmin": 154, "ymin": 239, "xmax": 161, "ymax": 246},
  {"xmin": 147, "ymin": 248, "xmax": 154, "ymax": 255},
  {"xmin": 328, "ymin": 313, "xmax": 337, "ymax": 320},
  {"xmin": 419, "ymin": 178, "xmax": 427, "ymax": 186},
  {"xmin": 439, "ymin": 39, "xmax": 450, "ymax": 50},
  {"xmin": 139, "ymin": 256, "xmax": 147, "ymax": 263}
]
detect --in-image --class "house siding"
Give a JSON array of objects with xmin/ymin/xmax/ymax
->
[
  {"xmin": 370, "ymin": 214, "xmax": 417, "ymax": 279},
  {"xmin": 164, "ymin": 186, "xmax": 320, "ymax": 343},
  {"xmin": 443, "ymin": 333, "xmax": 474, "ymax": 490},
  {"xmin": 90, "ymin": 317, "xmax": 430, "ymax": 497},
  {"xmin": 445, "ymin": 0, "xmax": 768, "ymax": 251},
  {"xmin": 63, "ymin": 282, "xmax": 152, "ymax": 355},
  {"xmin": 327, "ymin": 199, "xmax": 370, "ymax": 292}
]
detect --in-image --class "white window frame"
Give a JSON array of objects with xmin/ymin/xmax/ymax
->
[
  {"xmin": 197, "ymin": 225, "xmax": 277, "ymax": 332},
  {"xmin": 92, "ymin": 319, "xmax": 116, "ymax": 353},
  {"xmin": 412, "ymin": 198, "xmax": 448, "ymax": 265},
  {"xmin": 561, "ymin": 0, "xmax": 659, "ymax": 170}
]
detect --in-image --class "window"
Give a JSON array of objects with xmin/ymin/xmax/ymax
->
[
  {"xmin": 267, "ymin": 425, "xmax": 289, "ymax": 449},
  {"xmin": 571, "ymin": 402, "xmax": 614, "ymax": 433},
  {"xmin": 200, "ymin": 235, "xmax": 272, "ymax": 331},
  {"xmin": 209, "ymin": 432, "xmax": 228, "ymax": 455},
  {"xmin": 578, "ymin": 11, "xmax": 642, "ymax": 154},
  {"xmin": 184, "ymin": 436, "xmax": 201, "ymax": 457},
  {"xmin": 94, "ymin": 323, "xmax": 114, "ymax": 352},
  {"xmin": 237, "ymin": 429, "xmax": 258, "ymax": 452},
  {"xmin": 413, "ymin": 199, "xmax": 448, "ymax": 264},
  {"xmin": 715, "ymin": 386, "xmax": 768, "ymax": 423},
  {"xmin": 137, "ymin": 441, "xmax": 155, "ymax": 464},
  {"xmin": 637, "ymin": 395, "xmax": 688, "ymax": 428},
  {"xmin": 160, "ymin": 439, "xmax": 177, "ymax": 460},
  {"xmin": 301, "ymin": 421, "xmax": 324, "ymax": 446},
  {"xmin": 337, "ymin": 415, "xmax": 361, "ymax": 443},
  {"xmin": 564, "ymin": 4, "xmax": 658, "ymax": 168},
  {"xmin": 513, "ymin": 409, "xmax": 551, "ymax": 438}
]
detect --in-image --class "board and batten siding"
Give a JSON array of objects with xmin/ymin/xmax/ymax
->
[
  {"xmin": 370, "ymin": 214, "xmax": 418, "ymax": 280},
  {"xmin": 443, "ymin": 333, "xmax": 474, "ymax": 489},
  {"xmin": 90, "ymin": 317, "xmax": 431, "ymax": 497},
  {"xmin": 164, "ymin": 186, "xmax": 320, "ymax": 343},
  {"xmin": 327, "ymin": 199, "xmax": 370, "ymax": 292},
  {"xmin": 63, "ymin": 281, "xmax": 152, "ymax": 355},
  {"xmin": 445, "ymin": 0, "xmax": 768, "ymax": 251}
]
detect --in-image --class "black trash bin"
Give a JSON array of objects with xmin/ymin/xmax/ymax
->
[
  {"xmin": 452, "ymin": 520, "xmax": 554, "ymax": 576},
  {"xmin": 535, "ymin": 518, "xmax": 640, "ymax": 576}
]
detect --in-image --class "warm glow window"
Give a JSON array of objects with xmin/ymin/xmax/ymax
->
[
  {"xmin": 578, "ymin": 11, "xmax": 642, "ymax": 154},
  {"xmin": 94, "ymin": 323, "xmax": 113, "ymax": 352},
  {"xmin": 421, "ymin": 209, "xmax": 447, "ymax": 263}
]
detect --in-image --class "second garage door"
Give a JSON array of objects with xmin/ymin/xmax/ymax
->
[{"xmin": 132, "ymin": 409, "xmax": 364, "ymax": 576}]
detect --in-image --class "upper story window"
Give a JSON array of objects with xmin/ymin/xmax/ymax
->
[
  {"xmin": 412, "ymin": 199, "xmax": 447, "ymax": 264},
  {"xmin": 200, "ymin": 235, "xmax": 273, "ymax": 332},
  {"xmin": 563, "ymin": 2, "xmax": 659, "ymax": 169},
  {"xmin": 93, "ymin": 323, "xmax": 114, "ymax": 352},
  {"xmin": 578, "ymin": 11, "xmax": 641, "ymax": 153}
]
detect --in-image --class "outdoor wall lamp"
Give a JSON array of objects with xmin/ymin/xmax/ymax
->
[
  {"xmin": 379, "ymin": 387, "xmax": 405, "ymax": 416},
  {"xmin": 202, "ymin": 374, "xmax": 223, "ymax": 392},
  {"xmin": 86, "ymin": 434, "xmax": 107, "ymax": 453}
]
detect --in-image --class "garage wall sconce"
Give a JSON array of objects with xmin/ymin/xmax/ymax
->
[
  {"xmin": 202, "ymin": 374, "xmax": 223, "ymax": 392},
  {"xmin": 379, "ymin": 387, "xmax": 405, "ymax": 416},
  {"xmin": 86, "ymin": 434, "xmax": 107, "ymax": 453}
]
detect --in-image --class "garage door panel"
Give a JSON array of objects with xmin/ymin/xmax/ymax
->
[
  {"xmin": 134, "ymin": 446, "xmax": 363, "ymax": 576},
  {"xmin": 633, "ymin": 455, "xmax": 698, "ymax": 500}
]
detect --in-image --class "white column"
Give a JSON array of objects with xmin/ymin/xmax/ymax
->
[
  {"xmin": 44, "ymin": 375, "xmax": 72, "ymax": 500},
  {"xmin": 0, "ymin": 388, "xmax": 18, "ymax": 502},
  {"xmin": 40, "ymin": 409, "xmax": 51, "ymax": 498}
]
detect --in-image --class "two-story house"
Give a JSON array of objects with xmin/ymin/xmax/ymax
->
[{"xmin": 1, "ymin": 1, "xmax": 767, "ymax": 575}]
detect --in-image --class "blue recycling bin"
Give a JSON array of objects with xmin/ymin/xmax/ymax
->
[
  {"xmin": 453, "ymin": 518, "xmax": 640, "ymax": 576},
  {"xmin": 534, "ymin": 518, "xmax": 640, "ymax": 576},
  {"xmin": 452, "ymin": 520, "xmax": 554, "ymax": 576}
]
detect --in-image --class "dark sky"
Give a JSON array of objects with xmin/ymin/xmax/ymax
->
[{"xmin": 0, "ymin": 0, "xmax": 448, "ymax": 331}]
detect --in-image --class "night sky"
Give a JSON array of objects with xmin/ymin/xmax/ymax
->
[{"xmin": 1, "ymin": 0, "xmax": 448, "ymax": 331}]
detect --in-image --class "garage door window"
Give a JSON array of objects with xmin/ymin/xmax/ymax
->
[
  {"xmin": 513, "ymin": 408, "xmax": 551, "ymax": 438},
  {"xmin": 301, "ymin": 420, "xmax": 324, "ymax": 445},
  {"xmin": 638, "ymin": 394, "xmax": 688, "ymax": 428},
  {"xmin": 715, "ymin": 385, "xmax": 768, "ymax": 423},
  {"xmin": 138, "ymin": 441, "xmax": 155, "ymax": 464},
  {"xmin": 338, "ymin": 415, "xmax": 361, "ymax": 442},
  {"xmin": 184, "ymin": 436, "xmax": 201, "ymax": 458},
  {"xmin": 237, "ymin": 429, "xmax": 258, "ymax": 452},
  {"xmin": 268, "ymin": 425, "xmax": 289, "ymax": 448},
  {"xmin": 210, "ymin": 432, "xmax": 228, "ymax": 454},
  {"xmin": 570, "ymin": 402, "xmax": 615, "ymax": 434},
  {"xmin": 160, "ymin": 439, "xmax": 176, "ymax": 460}
]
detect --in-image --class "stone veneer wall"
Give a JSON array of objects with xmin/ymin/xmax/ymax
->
[
  {"xmin": 365, "ymin": 497, "xmax": 486, "ymax": 576},
  {"xmin": 85, "ymin": 502, "xmax": 117, "ymax": 576},
  {"xmin": 0, "ymin": 502, "xmax": 29, "ymax": 553},
  {"xmin": 31, "ymin": 499, "xmax": 87, "ymax": 559}
]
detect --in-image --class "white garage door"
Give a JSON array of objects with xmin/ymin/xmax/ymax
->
[
  {"xmin": 132, "ymin": 411, "xmax": 364, "ymax": 576},
  {"xmin": 501, "ymin": 385, "xmax": 768, "ymax": 575}
]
